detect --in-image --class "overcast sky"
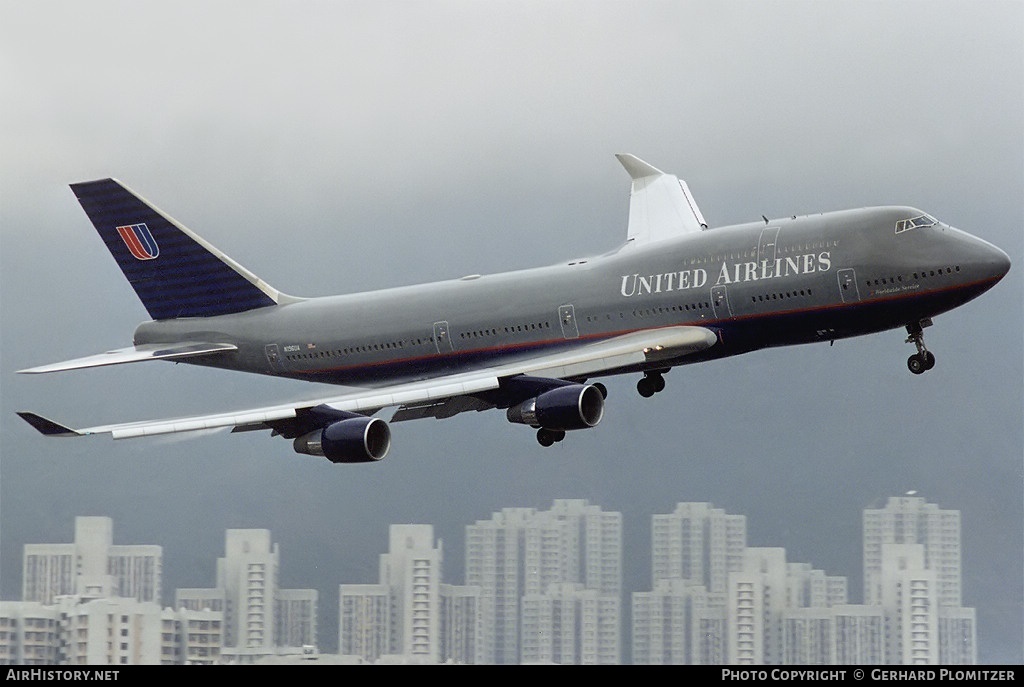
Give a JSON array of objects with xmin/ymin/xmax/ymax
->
[{"xmin": 2, "ymin": 1, "xmax": 1021, "ymax": 663}]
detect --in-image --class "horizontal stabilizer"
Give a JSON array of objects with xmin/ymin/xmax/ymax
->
[
  {"xmin": 18, "ymin": 342, "xmax": 238, "ymax": 374},
  {"xmin": 617, "ymin": 154, "xmax": 707, "ymax": 243}
]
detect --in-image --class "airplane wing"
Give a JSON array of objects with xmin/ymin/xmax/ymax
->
[
  {"xmin": 18, "ymin": 342, "xmax": 238, "ymax": 374},
  {"xmin": 18, "ymin": 325, "xmax": 717, "ymax": 441}
]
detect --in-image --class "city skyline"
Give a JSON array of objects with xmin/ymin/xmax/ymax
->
[{"xmin": 6, "ymin": 494, "xmax": 981, "ymax": 663}]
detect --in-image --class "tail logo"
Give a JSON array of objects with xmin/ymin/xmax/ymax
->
[{"xmin": 116, "ymin": 223, "xmax": 159, "ymax": 260}]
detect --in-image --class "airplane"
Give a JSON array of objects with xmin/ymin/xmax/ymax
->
[{"xmin": 18, "ymin": 155, "xmax": 1011, "ymax": 462}]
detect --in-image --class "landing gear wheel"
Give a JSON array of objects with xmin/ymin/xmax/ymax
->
[
  {"xmin": 637, "ymin": 372, "xmax": 665, "ymax": 398},
  {"xmin": 907, "ymin": 354, "xmax": 926, "ymax": 375},
  {"xmin": 904, "ymin": 320, "xmax": 935, "ymax": 375},
  {"xmin": 536, "ymin": 428, "xmax": 565, "ymax": 447}
]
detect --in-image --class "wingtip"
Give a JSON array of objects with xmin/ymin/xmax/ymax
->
[
  {"xmin": 17, "ymin": 412, "xmax": 79, "ymax": 437},
  {"xmin": 616, "ymin": 153, "xmax": 663, "ymax": 180}
]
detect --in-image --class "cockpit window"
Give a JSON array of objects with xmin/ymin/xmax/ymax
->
[{"xmin": 895, "ymin": 214, "xmax": 937, "ymax": 234}]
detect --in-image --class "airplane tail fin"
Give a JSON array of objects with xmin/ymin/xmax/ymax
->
[{"xmin": 71, "ymin": 178, "xmax": 293, "ymax": 320}]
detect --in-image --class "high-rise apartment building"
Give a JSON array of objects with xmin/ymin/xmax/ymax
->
[
  {"xmin": 381, "ymin": 524, "xmax": 443, "ymax": 661},
  {"xmin": 863, "ymin": 496, "xmax": 962, "ymax": 607},
  {"xmin": 276, "ymin": 589, "xmax": 318, "ymax": 648},
  {"xmin": 22, "ymin": 516, "xmax": 161, "ymax": 605},
  {"xmin": 726, "ymin": 547, "xmax": 848, "ymax": 665},
  {"xmin": 217, "ymin": 529, "xmax": 278, "ymax": 651},
  {"xmin": 0, "ymin": 602, "xmax": 60, "ymax": 665},
  {"xmin": 631, "ymin": 578, "xmax": 726, "ymax": 665},
  {"xmin": 338, "ymin": 584, "xmax": 390, "ymax": 661},
  {"xmin": 464, "ymin": 506, "xmax": 533, "ymax": 664},
  {"xmin": 465, "ymin": 499, "xmax": 622, "ymax": 664},
  {"xmin": 782, "ymin": 607, "xmax": 834, "ymax": 665},
  {"xmin": 651, "ymin": 502, "xmax": 746, "ymax": 592},
  {"xmin": 636, "ymin": 502, "xmax": 746, "ymax": 665},
  {"xmin": 339, "ymin": 524, "xmax": 480, "ymax": 663},
  {"xmin": 174, "ymin": 588, "xmax": 225, "ymax": 614},
  {"xmin": 440, "ymin": 583, "xmax": 482, "ymax": 665},
  {"xmin": 178, "ymin": 528, "xmax": 316, "ymax": 661},
  {"xmin": 59, "ymin": 596, "xmax": 163, "ymax": 664},
  {"xmin": 879, "ymin": 543, "xmax": 940, "ymax": 664},
  {"xmin": 863, "ymin": 496, "xmax": 976, "ymax": 664},
  {"xmin": 831, "ymin": 605, "xmax": 885, "ymax": 664},
  {"xmin": 938, "ymin": 606, "xmax": 978, "ymax": 666},
  {"xmin": 520, "ymin": 583, "xmax": 619, "ymax": 664},
  {"xmin": 1, "ymin": 594, "xmax": 219, "ymax": 665},
  {"xmin": 636, "ymin": 504, "xmax": 847, "ymax": 665}
]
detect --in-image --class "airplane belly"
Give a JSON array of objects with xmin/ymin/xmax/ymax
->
[{"xmin": 721, "ymin": 279, "xmax": 998, "ymax": 353}]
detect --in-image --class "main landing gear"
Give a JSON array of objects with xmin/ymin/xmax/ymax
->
[
  {"xmin": 533, "ymin": 382, "xmax": 607, "ymax": 447},
  {"xmin": 905, "ymin": 319, "xmax": 936, "ymax": 375},
  {"xmin": 536, "ymin": 428, "xmax": 566, "ymax": 447},
  {"xmin": 637, "ymin": 369, "xmax": 668, "ymax": 398}
]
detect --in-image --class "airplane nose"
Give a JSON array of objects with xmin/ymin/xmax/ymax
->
[
  {"xmin": 985, "ymin": 242, "xmax": 1011, "ymax": 282},
  {"xmin": 955, "ymin": 226, "xmax": 1011, "ymax": 283},
  {"xmin": 945, "ymin": 225, "xmax": 1012, "ymax": 292},
  {"xmin": 983, "ymin": 239, "xmax": 1015, "ymax": 282}
]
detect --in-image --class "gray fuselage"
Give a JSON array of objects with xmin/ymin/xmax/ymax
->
[{"xmin": 133, "ymin": 206, "xmax": 1010, "ymax": 386}]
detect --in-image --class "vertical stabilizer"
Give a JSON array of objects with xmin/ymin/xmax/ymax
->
[
  {"xmin": 616, "ymin": 154, "xmax": 707, "ymax": 243},
  {"xmin": 71, "ymin": 178, "xmax": 289, "ymax": 320}
]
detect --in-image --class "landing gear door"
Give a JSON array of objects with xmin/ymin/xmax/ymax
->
[
  {"xmin": 433, "ymin": 321, "xmax": 454, "ymax": 353},
  {"xmin": 558, "ymin": 305, "xmax": 580, "ymax": 339},
  {"xmin": 838, "ymin": 268, "xmax": 860, "ymax": 303}
]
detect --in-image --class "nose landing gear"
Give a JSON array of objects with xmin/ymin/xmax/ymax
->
[{"xmin": 905, "ymin": 319, "xmax": 936, "ymax": 375}]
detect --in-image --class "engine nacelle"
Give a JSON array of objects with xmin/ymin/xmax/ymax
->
[
  {"xmin": 293, "ymin": 417, "xmax": 391, "ymax": 463},
  {"xmin": 506, "ymin": 383, "xmax": 605, "ymax": 431}
]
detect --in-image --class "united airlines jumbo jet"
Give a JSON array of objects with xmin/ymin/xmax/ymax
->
[{"xmin": 18, "ymin": 155, "xmax": 1011, "ymax": 462}]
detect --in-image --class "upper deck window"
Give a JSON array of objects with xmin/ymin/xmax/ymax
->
[{"xmin": 895, "ymin": 214, "xmax": 937, "ymax": 234}]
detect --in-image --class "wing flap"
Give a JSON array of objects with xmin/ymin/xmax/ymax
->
[
  {"xmin": 389, "ymin": 325, "xmax": 717, "ymax": 422},
  {"xmin": 321, "ymin": 376, "xmax": 502, "ymax": 415},
  {"xmin": 109, "ymin": 407, "xmax": 300, "ymax": 439},
  {"xmin": 18, "ymin": 342, "xmax": 238, "ymax": 374},
  {"xmin": 391, "ymin": 396, "xmax": 495, "ymax": 422},
  {"xmin": 523, "ymin": 326, "xmax": 717, "ymax": 378}
]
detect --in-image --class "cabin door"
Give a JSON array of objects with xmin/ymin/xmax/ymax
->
[
  {"xmin": 433, "ymin": 321, "xmax": 454, "ymax": 353},
  {"xmin": 264, "ymin": 344, "xmax": 282, "ymax": 371},
  {"xmin": 837, "ymin": 268, "xmax": 860, "ymax": 303},
  {"xmin": 558, "ymin": 304, "xmax": 580, "ymax": 339},
  {"xmin": 711, "ymin": 285, "xmax": 733, "ymax": 319},
  {"xmin": 758, "ymin": 227, "xmax": 780, "ymax": 264}
]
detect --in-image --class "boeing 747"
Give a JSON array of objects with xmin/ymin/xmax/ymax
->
[{"xmin": 18, "ymin": 155, "xmax": 1011, "ymax": 462}]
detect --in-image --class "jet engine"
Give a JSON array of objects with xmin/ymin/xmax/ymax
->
[
  {"xmin": 293, "ymin": 416, "xmax": 391, "ymax": 463},
  {"xmin": 506, "ymin": 383, "xmax": 605, "ymax": 431}
]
